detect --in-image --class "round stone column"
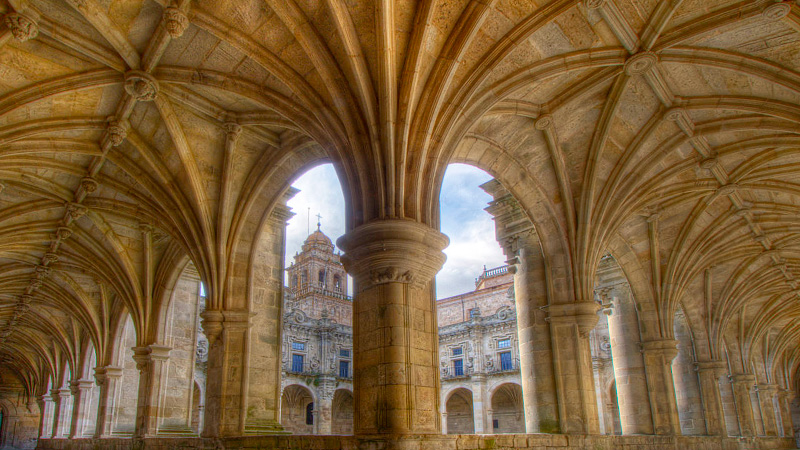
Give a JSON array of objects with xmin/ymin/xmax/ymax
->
[{"xmin": 337, "ymin": 219, "xmax": 448, "ymax": 436}]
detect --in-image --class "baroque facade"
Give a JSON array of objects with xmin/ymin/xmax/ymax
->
[{"xmin": 2, "ymin": 1, "xmax": 800, "ymax": 450}]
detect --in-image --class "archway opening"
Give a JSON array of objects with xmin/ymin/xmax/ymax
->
[
  {"xmin": 490, "ymin": 384, "xmax": 524, "ymax": 433},
  {"xmin": 112, "ymin": 313, "xmax": 139, "ymax": 436},
  {"xmin": 280, "ymin": 385, "xmax": 314, "ymax": 434},
  {"xmin": 445, "ymin": 388, "xmax": 475, "ymax": 434},
  {"xmin": 331, "ymin": 389, "xmax": 353, "ymax": 435}
]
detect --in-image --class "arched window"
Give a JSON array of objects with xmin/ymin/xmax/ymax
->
[
  {"xmin": 292, "ymin": 275, "xmax": 298, "ymax": 288},
  {"xmin": 334, "ymin": 275, "xmax": 341, "ymax": 291},
  {"xmin": 305, "ymin": 402, "xmax": 314, "ymax": 425},
  {"xmin": 301, "ymin": 270, "xmax": 307, "ymax": 285},
  {"xmin": 319, "ymin": 270, "xmax": 325, "ymax": 285}
]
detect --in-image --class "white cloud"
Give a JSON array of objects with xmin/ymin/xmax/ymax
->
[{"xmin": 284, "ymin": 163, "xmax": 506, "ymax": 299}]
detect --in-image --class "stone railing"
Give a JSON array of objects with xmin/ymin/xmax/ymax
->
[
  {"xmin": 34, "ymin": 434, "xmax": 797, "ymax": 450},
  {"xmin": 291, "ymin": 285, "xmax": 352, "ymax": 301},
  {"xmin": 474, "ymin": 265, "xmax": 510, "ymax": 285}
]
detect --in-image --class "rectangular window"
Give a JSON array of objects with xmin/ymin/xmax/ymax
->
[
  {"xmin": 499, "ymin": 351, "xmax": 513, "ymax": 371},
  {"xmin": 292, "ymin": 354, "xmax": 304, "ymax": 372},
  {"xmin": 339, "ymin": 349, "xmax": 350, "ymax": 358},
  {"xmin": 292, "ymin": 342, "xmax": 305, "ymax": 351},
  {"xmin": 451, "ymin": 347, "xmax": 462, "ymax": 356},
  {"xmin": 493, "ymin": 419, "xmax": 499, "ymax": 429},
  {"xmin": 339, "ymin": 361, "xmax": 349, "ymax": 378},
  {"xmin": 498, "ymin": 338, "xmax": 511, "ymax": 349},
  {"xmin": 453, "ymin": 359, "xmax": 464, "ymax": 376}
]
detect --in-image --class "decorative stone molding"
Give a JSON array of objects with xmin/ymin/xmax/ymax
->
[
  {"xmin": 42, "ymin": 252, "xmax": 59, "ymax": 265},
  {"xmin": 695, "ymin": 359, "xmax": 728, "ymax": 378},
  {"xmin": 224, "ymin": 121, "xmax": 242, "ymax": 138},
  {"xmin": 132, "ymin": 345, "xmax": 171, "ymax": 372},
  {"xmin": 699, "ymin": 157, "xmax": 717, "ymax": 170},
  {"xmin": 763, "ymin": 2, "xmax": 791, "ymax": 20},
  {"xmin": 641, "ymin": 339, "xmax": 679, "ymax": 363},
  {"xmin": 124, "ymin": 71, "xmax": 159, "ymax": 101},
  {"xmin": 163, "ymin": 7, "xmax": 189, "ymax": 38},
  {"xmin": 584, "ymin": 0, "xmax": 605, "ymax": 9},
  {"xmin": 4, "ymin": 13, "xmax": 39, "ymax": 43},
  {"xmin": 200, "ymin": 310, "xmax": 223, "ymax": 345},
  {"xmin": 731, "ymin": 373, "xmax": 757, "ymax": 387},
  {"xmin": 534, "ymin": 114, "xmax": 554, "ymax": 130},
  {"xmin": 546, "ymin": 302, "xmax": 601, "ymax": 338},
  {"xmin": 337, "ymin": 219, "xmax": 448, "ymax": 291},
  {"xmin": 56, "ymin": 227, "xmax": 73, "ymax": 241},
  {"xmin": 624, "ymin": 52, "xmax": 658, "ymax": 76},
  {"xmin": 106, "ymin": 119, "xmax": 127, "ymax": 146}
]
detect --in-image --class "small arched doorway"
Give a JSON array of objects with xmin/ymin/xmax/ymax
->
[
  {"xmin": 446, "ymin": 388, "xmax": 475, "ymax": 434},
  {"xmin": 491, "ymin": 383, "xmax": 524, "ymax": 433},
  {"xmin": 331, "ymin": 389, "xmax": 353, "ymax": 435},
  {"xmin": 280, "ymin": 385, "xmax": 314, "ymax": 434}
]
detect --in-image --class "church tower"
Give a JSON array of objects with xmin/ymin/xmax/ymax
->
[{"xmin": 286, "ymin": 222, "xmax": 351, "ymax": 325}]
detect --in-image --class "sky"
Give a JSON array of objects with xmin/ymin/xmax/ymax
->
[{"xmin": 284, "ymin": 163, "xmax": 506, "ymax": 299}]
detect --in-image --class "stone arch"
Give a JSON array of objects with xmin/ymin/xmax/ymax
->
[
  {"xmin": 111, "ymin": 313, "xmax": 139, "ymax": 435},
  {"xmin": 190, "ymin": 381, "xmax": 204, "ymax": 434},
  {"xmin": 673, "ymin": 308, "xmax": 704, "ymax": 435},
  {"xmin": 331, "ymin": 389, "xmax": 353, "ymax": 435},
  {"xmin": 280, "ymin": 384, "xmax": 315, "ymax": 435},
  {"xmin": 445, "ymin": 387, "xmax": 474, "ymax": 435},
  {"xmin": 490, "ymin": 383, "xmax": 525, "ymax": 434}
]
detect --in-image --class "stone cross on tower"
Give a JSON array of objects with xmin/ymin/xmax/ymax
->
[{"xmin": 316, "ymin": 213, "xmax": 322, "ymax": 230}]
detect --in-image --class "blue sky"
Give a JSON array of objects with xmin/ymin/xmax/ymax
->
[{"xmin": 284, "ymin": 163, "xmax": 506, "ymax": 299}]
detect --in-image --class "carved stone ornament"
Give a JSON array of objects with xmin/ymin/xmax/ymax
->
[
  {"xmin": 624, "ymin": 52, "xmax": 658, "ymax": 76},
  {"xmin": 4, "ymin": 13, "xmax": 39, "ymax": 43},
  {"xmin": 163, "ymin": 7, "xmax": 189, "ymax": 38},
  {"xmin": 699, "ymin": 157, "xmax": 717, "ymax": 170},
  {"xmin": 124, "ymin": 71, "xmax": 159, "ymax": 102},
  {"xmin": 534, "ymin": 114, "xmax": 554, "ymax": 130},
  {"xmin": 763, "ymin": 2, "xmax": 791, "ymax": 21},
  {"xmin": 81, "ymin": 177, "xmax": 98, "ymax": 194},
  {"xmin": 224, "ymin": 121, "xmax": 242, "ymax": 138},
  {"xmin": 42, "ymin": 252, "xmax": 59, "ymax": 265},
  {"xmin": 106, "ymin": 119, "xmax": 127, "ymax": 146},
  {"xmin": 584, "ymin": 0, "xmax": 605, "ymax": 9},
  {"xmin": 56, "ymin": 226, "xmax": 73, "ymax": 240},
  {"xmin": 66, "ymin": 202, "xmax": 88, "ymax": 221},
  {"xmin": 370, "ymin": 267, "xmax": 413, "ymax": 285}
]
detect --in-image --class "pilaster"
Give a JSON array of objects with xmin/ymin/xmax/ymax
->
[
  {"xmin": 50, "ymin": 388, "xmax": 72, "ymax": 438},
  {"xmin": 93, "ymin": 366, "xmax": 123, "ymax": 438},
  {"xmin": 641, "ymin": 339, "xmax": 680, "ymax": 435},
  {"xmin": 731, "ymin": 374, "xmax": 756, "ymax": 437},
  {"xmin": 777, "ymin": 389, "xmax": 794, "ymax": 437},
  {"xmin": 132, "ymin": 344, "xmax": 171, "ymax": 437},
  {"xmin": 38, "ymin": 394, "xmax": 54, "ymax": 438},
  {"xmin": 757, "ymin": 384, "xmax": 780, "ymax": 436},
  {"xmin": 337, "ymin": 219, "xmax": 448, "ymax": 435},
  {"xmin": 471, "ymin": 373, "xmax": 488, "ymax": 434},
  {"xmin": 694, "ymin": 360, "xmax": 728, "ymax": 436},
  {"xmin": 68, "ymin": 380, "xmax": 95, "ymax": 438}
]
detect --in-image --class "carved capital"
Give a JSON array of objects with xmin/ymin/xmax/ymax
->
[
  {"xmin": 624, "ymin": 52, "xmax": 658, "ymax": 76},
  {"xmin": 163, "ymin": 6, "xmax": 189, "ymax": 38},
  {"xmin": 200, "ymin": 309, "xmax": 224, "ymax": 346},
  {"xmin": 695, "ymin": 359, "xmax": 728, "ymax": 379},
  {"xmin": 731, "ymin": 373, "xmax": 756, "ymax": 387},
  {"xmin": 124, "ymin": 71, "xmax": 159, "ymax": 101},
  {"xmin": 641, "ymin": 339, "xmax": 679, "ymax": 363},
  {"xmin": 547, "ymin": 302, "xmax": 601, "ymax": 338},
  {"xmin": 4, "ymin": 13, "xmax": 38, "ymax": 43},
  {"xmin": 337, "ymin": 219, "xmax": 448, "ymax": 291}
]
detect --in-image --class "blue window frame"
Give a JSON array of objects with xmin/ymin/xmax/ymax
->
[
  {"xmin": 292, "ymin": 342, "xmax": 305, "ymax": 351},
  {"xmin": 339, "ymin": 349, "xmax": 350, "ymax": 358},
  {"xmin": 498, "ymin": 338, "xmax": 511, "ymax": 349},
  {"xmin": 292, "ymin": 354, "xmax": 304, "ymax": 372},
  {"xmin": 499, "ymin": 351, "xmax": 513, "ymax": 371},
  {"xmin": 453, "ymin": 359, "xmax": 464, "ymax": 376},
  {"xmin": 451, "ymin": 347, "xmax": 462, "ymax": 356},
  {"xmin": 339, "ymin": 361, "xmax": 349, "ymax": 378}
]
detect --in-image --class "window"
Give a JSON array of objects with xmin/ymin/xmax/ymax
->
[
  {"xmin": 339, "ymin": 349, "xmax": 350, "ymax": 358},
  {"xmin": 334, "ymin": 275, "xmax": 341, "ymax": 291},
  {"xmin": 339, "ymin": 361, "xmax": 349, "ymax": 378},
  {"xmin": 292, "ymin": 354, "xmax": 304, "ymax": 372},
  {"xmin": 498, "ymin": 338, "xmax": 511, "ymax": 349},
  {"xmin": 292, "ymin": 342, "xmax": 305, "ymax": 351},
  {"xmin": 499, "ymin": 351, "xmax": 513, "ymax": 371},
  {"xmin": 453, "ymin": 359, "xmax": 464, "ymax": 376},
  {"xmin": 305, "ymin": 403, "xmax": 314, "ymax": 425},
  {"xmin": 469, "ymin": 308, "xmax": 480, "ymax": 319},
  {"xmin": 319, "ymin": 271, "xmax": 325, "ymax": 283},
  {"xmin": 493, "ymin": 419, "xmax": 499, "ymax": 429},
  {"xmin": 451, "ymin": 347, "xmax": 462, "ymax": 356}
]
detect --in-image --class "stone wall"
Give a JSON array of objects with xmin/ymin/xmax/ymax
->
[
  {"xmin": 34, "ymin": 434, "xmax": 797, "ymax": 450},
  {"xmin": 437, "ymin": 276, "xmax": 514, "ymax": 327}
]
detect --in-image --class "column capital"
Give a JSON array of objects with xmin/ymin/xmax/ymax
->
[
  {"xmin": 731, "ymin": 373, "xmax": 756, "ymax": 386},
  {"xmin": 757, "ymin": 383, "xmax": 780, "ymax": 394},
  {"xmin": 200, "ymin": 309, "xmax": 223, "ymax": 345},
  {"xmin": 132, "ymin": 344, "xmax": 171, "ymax": 371},
  {"xmin": 547, "ymin": 301, "xmax": 600, "ymax": 338},
  {"xmin": 93, "ymin": 366, "xmax": 123, "ymax": 386},
  {"xmin": 50, "ymin": 388, "xmax": 70, "ymax": 401},
  {"xmin": 39, "ymin": 393, "xmax": 54, "ymax": 404},
  {"xmin": 641, "ymin": 339, "xmax": 679, "ymax": 362},
  {"xmin": 68, "ymin": 380, "xmax": 94, "ymax": 395},
  {"xmin": 695, "ymin": 359, "xmax": 728, "ymax": 378},
  {"xmin": 778, "ymin": 388, "xmax": 795, "ymax": 400},
  {"xmin": 337, "ymin": 219, "xmax": 448, "ymax": 291}
]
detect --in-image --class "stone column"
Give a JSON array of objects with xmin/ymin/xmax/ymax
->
[
  {"xmin": 93, "ymin": 366, "xmax": 123, "ymax": 437},
  {"xmin": 606, "ymin": 284, "xmax": 654, "ymax": 435},
  {"xmin": 695, "ymin": 360, "xmax": 727, "ymax": 436},
  {"xmin": 641, "ymin": 339, "xmax": 680, "ymax": 435},
  {"xmin": 38, "ymin": 394, "xmax": 54, "ymax": 438},
  {"xmin": 730, "ymin": 374, "xmax": 756, "ymax": 437},
  {"xmin": 441, "ymin": 412, "xmax": 448, "ymax": 434},
  {"xmin": 548, "ymin": 301, "xmax": 601, "ymax": 434},
  {"xmin": 337, "ymin": 219, "xmax": 448, "ymax": 435},
  {"xmin": 757, "ymin": 384, "xmax": 780, "ymax": 436},
  {"xmin": 778, "ymin": 389, "xmax": 794, "ymax": 437},
  {"xmin": 201, "ymin": 310, "xmax": 252, "ymax": 437},
  {"xmin": 132, "ymin": 345, "xmax": 171, "ymax": 437},
  {"xmin": 482, "ymin": 180, "xmax": 558, "ymax": 433},
  {"xmin": 50, "ymin": 388, "xmax": 72, "ymax": 438},
  {"xmin": 68, "ymin": 380, "xmax": 94, "ymax": 438},
  {"xmin": 471, "ymin": 373, "xmax": 488, "ymax": 433},
  {"xmin": 315, "ymin": 376, "xmax": 335, "ymax": 435}
]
